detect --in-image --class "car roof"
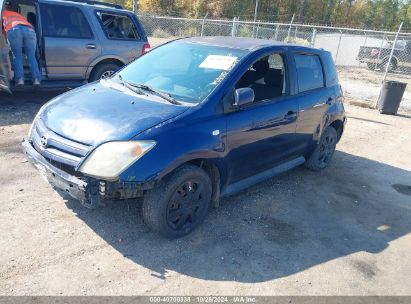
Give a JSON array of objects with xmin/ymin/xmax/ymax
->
[
  {"xmin": 38, "ymin": 0, "xmax": 124, "ymax": 10},
  {"xmin": 182, "ymin": 36, "xmax": 320, "ymax": 53}
]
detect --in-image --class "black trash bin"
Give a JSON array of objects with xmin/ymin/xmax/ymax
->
[{"xmin": 377, "ymin": 80, "xmax": 407, "ymax": 115}]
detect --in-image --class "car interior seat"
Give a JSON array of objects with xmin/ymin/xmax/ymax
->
[
  {"xmin": 251, "ymin": 68, "xmax": 283, "ymax": 102},
  {"xmin": 236, "ymin": 60, "xmax": 269, "ymax": 88}
]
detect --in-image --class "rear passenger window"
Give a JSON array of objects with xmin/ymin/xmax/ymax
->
[
  {"xmin": 97, "ymin": 13, "xmax": 139, "ymax": 40},
  {"xmin": 322, "ymin": 52, "xmax": 339, "ymax": 87},
  {"xmin": 40, "ymin": 4, "xmax": 93, "ymax": 39},
  {"xmin": 294, "ymin": 54, "xmax": 324, "ymax": 92}
]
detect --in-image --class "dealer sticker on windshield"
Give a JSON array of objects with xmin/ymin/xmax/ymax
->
[{"xmin": 199, "ymin": 55, "xmax": 238, "ymax": 70}]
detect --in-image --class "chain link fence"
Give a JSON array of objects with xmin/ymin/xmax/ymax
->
[{"xmin": 139, "ymin": 14, "xmax": 411, "ymax": 110}]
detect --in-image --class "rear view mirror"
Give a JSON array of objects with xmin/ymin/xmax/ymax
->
[{"xmin": 233, "ymin": 88, "xmax": 254, "ymax": 108}]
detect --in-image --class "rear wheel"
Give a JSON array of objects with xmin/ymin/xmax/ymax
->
[
  {"xmin": 142, "ymin": 165, "xmax": 212, "ymax": 238},
  {"xmin": 305, "ymin": 127, "xmax": 338, "ymax": 171},
  {"xmin": 89, "ymin": 62, "xmax": 121, "ymax": 82},
  {"xmin": 382, "ymin": 58, "xmax": 397, "ymax": 72}
]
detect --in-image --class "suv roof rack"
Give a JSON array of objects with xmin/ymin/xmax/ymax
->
[{"xmin": 60, "ymin": 0, "xmax": 123, "ymax": 9}]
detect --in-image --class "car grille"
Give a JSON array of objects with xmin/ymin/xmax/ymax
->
[{"xmin": 30, "ymin": 118, "xmax": 92, "ymax": 170}]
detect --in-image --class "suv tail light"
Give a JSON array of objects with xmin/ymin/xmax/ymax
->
[
  {"xmin": 370, "ymin": 48, "xmax": 379, "ymax": 57},
  {"xmin": 142, "ymin": 43, "xmax": 151, "ymax": 55}
]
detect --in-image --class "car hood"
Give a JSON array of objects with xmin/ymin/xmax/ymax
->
[{"xmin": 39, "ymin": 80, "xmax": 189, "ymax": 146}]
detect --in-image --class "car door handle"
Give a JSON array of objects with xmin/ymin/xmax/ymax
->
[{"xmin": 87, "ymin": 44, "xmax": 96, "ymax": 49}]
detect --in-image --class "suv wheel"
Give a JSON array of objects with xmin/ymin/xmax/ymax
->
[
  {"xmin": 305, "ymin": 127, "xmax": 338, "ymax": 171},
  {"xmin": 142, "ymin": 165, "xmax": 212, "ymax": 238},
  {"xmin": 89, "ymin": 63, "xmax": 121, "ymax": 82}
]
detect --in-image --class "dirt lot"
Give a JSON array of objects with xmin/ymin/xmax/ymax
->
[
  {"xmin": 338, "ymin": 67, "xmax": 411, "ymax": 110},
  {"xmin": 1, "ymin": 91, "xmax": 411, "ymax": 295}
]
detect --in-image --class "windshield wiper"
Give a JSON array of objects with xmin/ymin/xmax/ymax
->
[
  {"xmin": 117, "ymin": 75, "xmax": 144, "ymax": 95},
  {"xmin": 116, "ymin": 75, "xmax": 181, "ymax": 105},
  {"xmin": 129, "ymin": 83, "xmax": 182, "ymax": 105}
]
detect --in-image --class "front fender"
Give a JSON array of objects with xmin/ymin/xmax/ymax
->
[{"xmin": 118, "ymin": 113, "xmax": 227, "ymax": 185}]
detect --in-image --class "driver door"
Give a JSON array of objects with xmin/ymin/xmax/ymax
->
[{"xmin": 0, "ymin": 0, "xmax": 12, "ymax": 93}]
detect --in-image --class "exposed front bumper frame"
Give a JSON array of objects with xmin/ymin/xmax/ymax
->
[
  {"xmin": 22, "ymin": 139, "xmax": 89, "ymax": 203},
  {"xmin": 22, "ymin": 139, "xmax": 154, "ymax": 206}
]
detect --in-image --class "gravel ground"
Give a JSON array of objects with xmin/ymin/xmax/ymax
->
[
  {"xmin": 338, "ymin": 67, "xmax": 411, "ymax": 110},
  {"xmin": 0, "ymin": 91, "xmax": 411, "ymax": 295}
]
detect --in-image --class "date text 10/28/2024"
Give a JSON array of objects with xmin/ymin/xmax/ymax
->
[{"xmin": 149, "ymin": 296, "xmax": 257, "ymax": 303}]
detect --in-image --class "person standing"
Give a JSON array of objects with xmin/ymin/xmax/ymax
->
[{"xmin": 2, "ymin": 2, "xmax": 41, "ymax": 86}]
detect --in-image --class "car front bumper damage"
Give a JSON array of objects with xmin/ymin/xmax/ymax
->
[{"xmin": 22, "ymin": 139, "xmax": 153, "ymax": 208}]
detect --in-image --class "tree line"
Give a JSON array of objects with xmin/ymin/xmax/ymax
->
[{"xmin": 111, "ymin": 0, "xmax": 411, "ymax": 31}]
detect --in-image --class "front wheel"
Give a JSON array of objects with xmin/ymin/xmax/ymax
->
[
  {"xmin": 142, "ymin": 165, "xmax": 212, "ymax": 238},
  {"xmin": 305, "ymin": 127, "xmax": 338, "ymax": 171}
]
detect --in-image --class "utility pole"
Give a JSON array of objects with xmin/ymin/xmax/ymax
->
[
  {"xmin": 382, "ymin": 22, "xmax": 403, "ymax": 82},
  {"xmin": 286, "ymin": 14, "xmax": 295, "ymax": 43},
  {"xmin": 133, "ymin": 0, "xmax": 138, "ymax": 15},
  {"xmin": 299, "ymin": 0, "xmax": 307, "ymax": 23},
  {"xmin": 253, "ymin": 0, "xmax": 260, "ymax": 37},
  {"xmin": 374, "ymin": 22, "xmax": 403, "ymax": 109}
]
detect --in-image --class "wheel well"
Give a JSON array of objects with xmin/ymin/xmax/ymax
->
[
  {"xmin": 188, "ymin": 159, "xmax": 221, "ymax": 208},
  {"xmin": 383, "ymin": 56, "xmax": 398, "ymax": 66},
  {"xmin": 89, "ymin": 59, "xmax": 124, "ymax": 79},
  {"xmin": 330, "ymin": 119, "xmax": 344, "ymax": 141}
]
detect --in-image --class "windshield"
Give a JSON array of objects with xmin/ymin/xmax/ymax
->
[{"xmin": 115, "ymin": 41, "xmax": 248, "ymax": 104}]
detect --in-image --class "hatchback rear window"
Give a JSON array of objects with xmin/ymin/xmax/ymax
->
[
  {"xmin": 97, "ymin": 12, "xmax": 139, "ymax": 40},
  {"xmin": 294, "ymin": 54, "xmax": 324, "ymax": 93}
]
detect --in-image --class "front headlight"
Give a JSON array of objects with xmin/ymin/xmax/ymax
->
[{"xmin": 78, "ymin": 141, "xmax": 156, "ymax": 180}]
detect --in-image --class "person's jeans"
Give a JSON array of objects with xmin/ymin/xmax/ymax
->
[{"xmin": 7, "ymin": 25, "xmax": 41, "ymax": 81}]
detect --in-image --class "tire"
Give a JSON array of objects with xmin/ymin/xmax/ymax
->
[
  {"xmin": 142, "ymin": 165, "xmax": 212, "ymax": 239},
  {"xmin": 383, "ymin": 58, "xmax": 397, "ymax": 72},
  {"xmin": 89, "ymin": 62, "xmax": 121, "ymax": 82},
  {"xmin": 305, "ymin": 127, "xmax": 338, "ymax": 171}
]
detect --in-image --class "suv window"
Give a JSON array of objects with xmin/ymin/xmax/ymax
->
[
  {"xmin": 294, "ymin": 54, "xmax": 324, "ymax": 92},
  {"xmin": 40, "ymin": 4, "xmax": 93, "ymax": 39},
  {"xmin": 236, "ymin": 53, "xmax": 286, "ymax": 102},
  {"xmin": 97, "ymin": 12, "xmax": 139, "ymax": 40},
  {"xmin": 18, "ymin": 4, "xmax": 37, "ymax": 28}
]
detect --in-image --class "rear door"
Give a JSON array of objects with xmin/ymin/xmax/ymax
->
[
  {"xmin": 293, "ymin": 52, "xmax": 335, "ymax": 152},
  {"xmin": 0, "ymin": 0, "xmax": 11, "ymax": 93},
  {"xmin": 40, "ymin": 3, "xmax": 101, "ymax": 79}
]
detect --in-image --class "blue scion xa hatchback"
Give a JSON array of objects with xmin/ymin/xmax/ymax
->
[{"xmin": 23, "ymin": 37, "xmax": 346, "ymax": 238}]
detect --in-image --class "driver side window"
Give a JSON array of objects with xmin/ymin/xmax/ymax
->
[{"xmin": 236, "ymin": 53, "xmax": 287, "ymax": 103}]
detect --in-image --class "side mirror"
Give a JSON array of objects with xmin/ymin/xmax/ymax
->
[{"xmin": 233, "ymin": 88, "xmax": 254, "ymax": 108}]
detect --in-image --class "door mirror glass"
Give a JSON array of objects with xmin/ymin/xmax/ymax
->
[{"xmin": 234, "ymin": 88, "xmax": 254, "ymax": 108}]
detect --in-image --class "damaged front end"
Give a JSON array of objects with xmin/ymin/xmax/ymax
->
[{"xmin": 22, "ymin": 118, "xmax": 154, "ymax": 208}]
